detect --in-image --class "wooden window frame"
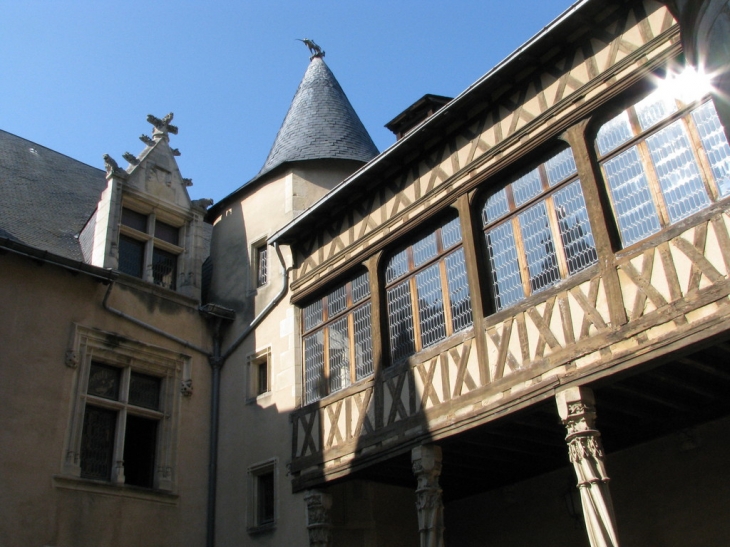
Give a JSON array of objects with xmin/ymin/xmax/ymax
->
[
  {"xmin": 595, "ymin": 91, "xmax": 730, "ymax": 249},
  {"xmin": 480, "ymin": 146, "xmax": 599, "ymax": 312},
  {"xmin": 301, "ymin": 271, "xmax": 373, "ymax": 405},
  {"xmin": 247, "ymin": 348, "xmax": 271, "ymax": 402},
  {"xmin": 247, "ymin": 459, "xmax": 277, "ymax": 534},
  {"xmin": 384, "ymin": 214, "xmax": 473, "ymax": 365}
]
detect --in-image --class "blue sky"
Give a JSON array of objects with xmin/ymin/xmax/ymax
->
[{"xmin": 1, "ymin": 0, "xmax": 575, "ymax": 203}]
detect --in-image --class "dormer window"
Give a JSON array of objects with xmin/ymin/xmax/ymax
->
[{"xmin": 118, "ymin": 207, "xmax": 183, "ymax": 290}]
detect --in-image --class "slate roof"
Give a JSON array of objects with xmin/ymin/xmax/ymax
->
[
  {"xmin": 257, "ymin": 57, "xmax": 378, "ymax": 179},
  {"xmin": 0, "ymin": 130, "xmax": 106, "ymax": 261}
]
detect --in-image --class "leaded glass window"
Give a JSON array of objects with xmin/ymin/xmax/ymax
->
[
  {"xmin": 596, "ymin": 89, "xmax": 730, "ymax": 247},
  {"xmin": 482, "ymin": 147, "xmax": 598, "ymax": 311},
  {"xmin": 385, "ymin": 216, "xmax": 473, "ymax": 364},
  {"xmin": 302, "ymin": 272, "xmax": 373, "ymax": 404},
  {"xmin": 80, "ymin": 361, "xmax": 163, "ymax": 488}
]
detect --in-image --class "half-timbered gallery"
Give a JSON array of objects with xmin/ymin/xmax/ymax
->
[{"xmin": 2, "ymin": 0, "xmax": 730, "ymax": 545}]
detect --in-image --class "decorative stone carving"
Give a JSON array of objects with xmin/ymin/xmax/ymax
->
[
  {"xmin": 183, "ymin": 178, "xmax": 193, "ymax": 187},
  {"xmin": 139, "ymin": 134, "xmax": 155, "ymax": 146},
  {"xmin": 147, "ymin": 112, "xmax": 178, "ymax": 136},
  {"xmin": 64, "ymin": 350, "xmax": 78, "ymax": 368},
  {"xmin": 123, "ymin": 152, "xmax": 139, "ymax": 165},
  {"xmin": 304, "ymin": 490, "xmax": 332, "ymax": 547},
  {"xmin": 171, "ymin": 148, "xmax": 181, "ymax": 156},
  {"xmin": 180, "ymin": 378, "xmax": 193, "ymax": 397},
  {"xmin": 102, "ymin": 154, "xmax": 127, "ymax": 179},
  {"xmin": 411, "ymin": 444, "xmax": 444, "ymax": 547},
  {"xmin": 192, "ymin": 198, "xmax": 214, "ymax": 210},
  {"xmin": 556, "ymin": 387, "xmax": 620, "ymax": 547}
]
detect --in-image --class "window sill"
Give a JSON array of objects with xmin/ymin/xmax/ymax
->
[
  {"xmin": 247, "ymin": 521, "xmax": 276, "ymax": 535},
  {"xmin": 53, "ymin": 475, "xmax": 178, "ymax": 505},
  {"xmin": 246, "ymin": 391, "xmax": 272, "ymax": 405}
]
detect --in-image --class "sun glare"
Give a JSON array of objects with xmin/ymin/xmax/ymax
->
[{"xmin": 658, "ymin": 66, "xmax": 714, "ymax": 104}]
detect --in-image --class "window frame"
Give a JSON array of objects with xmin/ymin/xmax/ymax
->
[
  {"xmin": 63, "ymin": 324, "xmax": 189, "ymax": 493},
  {"xmin": 384, "ymin": 214, "xmax": 474, "ymax": 365},
  {"xmin": 247, "ymin": 348, "xmax": 271, "ymax": 402},
  {"xmin": 594, "ymin": 90, "xmax": 730, "ymax": 249},
  {"xmin": 118, "ymin": 204, "xmax": 184, "ymax": 290},
  {"xmin": 480, "ymin": 146, "xmax": 599, "ymax": 312},
  {"xmin": 247, "ymin": 459, "xmax": 277, "ymax": 534},
  {"xmin": 301, "ymin": 271, "xmax": 373, "ymax": 405}
]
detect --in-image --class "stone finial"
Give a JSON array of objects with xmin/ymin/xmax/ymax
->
[
  {"xmin": 172, "ymin": 148, "xmax": 181, "ymax": 156},
  {"xmin": 298, "ymin": 38, "xmax": 325, "ymax": 60},
  {"xmin": 147, "ymin": 112, "xmax": 179, "ymax": 137},
  {"xmin": 123, "ymin": 152, "xmax": 139, "ymax": 165},
  {"xmin": 140, "ymin": 134, "xmax": 155, "ymax": 146},
  {"xmin": 103, "ymin": 154, "xmax": 127, "ymax": 179},
  {"xmin": 183, "ymin": 178, "xmax": 193, "ymax": 187}
]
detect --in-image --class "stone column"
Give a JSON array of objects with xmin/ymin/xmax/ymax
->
[
  {"xmin": 305, "ymin": 490, "xmax": 332, "ymax": 547},
  {"xmin": 556, "ymin": 387, "xmax": 620, "ymax": 547},
  {"xmin": 411, "ymin": 444, "xmax": 445, "ymax": 547}
]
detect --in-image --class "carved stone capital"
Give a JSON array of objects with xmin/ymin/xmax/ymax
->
[
  {"xmin": 304, "ymin": 490, "xmax": 332, "ymax": 547},
  {"xmin": 412, "ymin": 445, "xmax": 445, "ymax": 547}
]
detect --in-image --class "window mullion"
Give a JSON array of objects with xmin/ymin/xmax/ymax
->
[
  {"xmin": 512, "ymin": 217, "xmax": 531, "ymax": 299},
  {"xmin": 684, "ymin": 112, "xmax": 721, "ymax": 201},
  {"xmin": 323, "ymin": 326, "xmax": 331, "ymax": 398},
  {"xmin": 409, "ymin": 277, "xmax": 423, "ymax": 353},
  {"xmin": 347, "ymin": 312, "xmax": 356, "ymax": 385},
  {"xmin": 438, "ymin": 259, "xmax": 454, "ymax": 336},
  {"xmin": 544, "ymin": 195, "xmax": 570, "ymax": 280},
  {"xmin": 636, "ymin": 140, "xmax": 671, "ymax": 226}
]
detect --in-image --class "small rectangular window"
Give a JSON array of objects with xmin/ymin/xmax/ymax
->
[
  {"xmin": 118, "ymin": 235, "xmax": 145, "ymax": 279},
  {"xmin": 248, "ymin": 460, "xmax": 277, "ymax": 533},
  {"xmin": 256, "ymin": 245, "xmax": 268, "ymax": 287},
  {"xmin": 248, "ymin": 349, "xmax": 271, "ymax": 400},
  {"xmin": 121, "ymin": 208, "xmax": 148, "ymax": 232}
]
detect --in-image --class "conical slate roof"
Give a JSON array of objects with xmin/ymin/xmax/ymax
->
[{"xmin": 257, "ymin": 57, "xmax": 378, "ymax": 178}]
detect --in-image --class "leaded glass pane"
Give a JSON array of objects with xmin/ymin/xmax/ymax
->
[
  {"xmin": 386, "ymin": 249, "xmax": 409, "ymax": 283},
  {"xmin": 441, "ymin": 217, "xmax": 462, "ymax": 249},
  {"xmin": 152, "ymin": 247, "xmax": 177, "ymax": 290},
  {"xmin": 635, "ymin": 89, "xmax": 678, "ymax": 131},
  {"xmin": 596, "ymin": 110, "xmax": 634, "ymax": 156},
  {"xmin": 603, "ymin": 146, "xmax": 661, "ymax": 246},
  {"xmin": 486, "ymin": 221, "xmax": 524, "ymax": 311},
  {"xmin": 303, "ymin": 300, "xmax": 323, "ymax": 332},
  {"xmin": 482, "ymin": 188, "xmax": 510, "ymax": 224},
  {"xmin": 413, "ymin": 232, "xmax": 438, "ymax": 268},
  {"xmin": 553, "ymin": 181, "xmax": 598, "ymax": 274},
  {"xmin": 328, "ymin": 317, "xmax": 351, "ymax": 393},
  {"xmin": 512, "ymin": 168, "xmax": 543, "ymax": 206},
  {"xmin": 118, "ymin": 235, "xmax": 145, "ymax": 279},
  {"xmin": 415, "ymin": 263, "xmax": 447, "ymax": 349},
  {"xmin": 87, "ymin": 362, "xmax": 121, "ymax": 400},
  {"xmin": 80, "ymin": 405, "xmax": 116, "ymax": 480},
  {"xmin": 387, "ymin": 281, "xmax": 416, "ymax": 363},
  {"xmin": 303, "ymin": 331, "xmax": 325, "ymax": 404},
  {"xmin": 444, "ymin": 249, "xmax": 473, "ymax": 333},
  {"xmin": 129, "ymin": 372, "xmax": 161, "ymax": 410},
  {"xmin": 692, "ymin": 101, "xmax": 730, "ymax": 196},
  {"xmin": 327, "ymin": 284, "xmax": 347, "ymax": 317},
  {"xmin": 545, "ymin": 148, "xmax": 578, "ymax": 186},
  {"xmin": 518, "ymin": 201, "xmax": 560, "ymax": 294},
  {"xmin": 646, "ymin": 120, "xmax": 709, "ymax": 223},
  {"xmin": 351, "ymin": 272, "xmax": 370, "ymax": 303},
  {"xmin": 353, "ymin": 303, "xmax": 373, "ymax": 380}
]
